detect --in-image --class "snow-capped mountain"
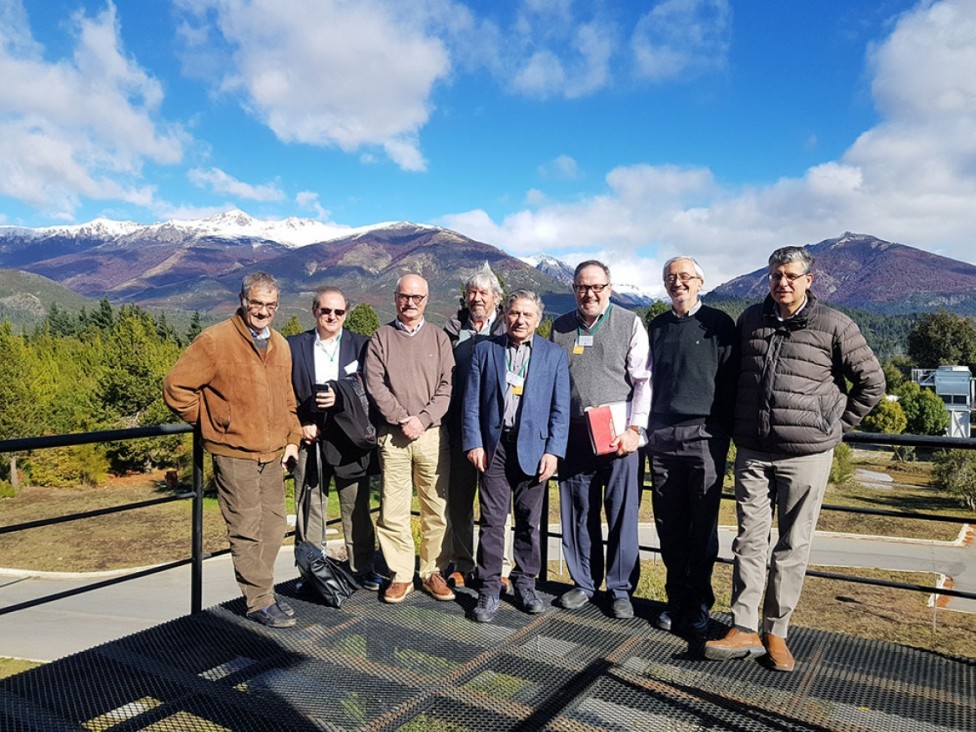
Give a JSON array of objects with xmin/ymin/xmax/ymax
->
[{"xmin": 0, "ymin": 209, "xmax": 376, "ymax": 249}]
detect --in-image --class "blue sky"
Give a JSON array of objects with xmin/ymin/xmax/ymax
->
[{"xmin": 2, "ymin": 0, "xmax": 974, "ymax": 296}]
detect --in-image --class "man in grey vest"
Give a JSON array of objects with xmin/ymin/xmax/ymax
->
[{"xmin": 549, "ymin": 260, "xmax": 650, "ymax": 619}]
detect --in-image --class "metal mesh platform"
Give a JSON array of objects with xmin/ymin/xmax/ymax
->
[{"xmin": 2, "ymin": 579, "xmax": 973, "ymax": 731}]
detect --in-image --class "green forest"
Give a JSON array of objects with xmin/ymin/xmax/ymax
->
[{"xmin": 1, "ymin": 297, "xmax": 975, "ymax": 498}]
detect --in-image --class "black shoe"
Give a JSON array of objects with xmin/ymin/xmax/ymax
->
[
  {"xmin": 558, "ymin": 588, "xmax": 590, "ymax": 610},
  {"xmin": 356, "ymin": 571, "xmax": 384, "ymax": 592},
  {"xmin": 679, "ymin": 603, "xmax": 710, "ymax": 634},
  {"xmin": 276, "ymin": 600, "xmax": 295, "ymax": 617},
  {"xmin": 516, "ymin": 586, "xmax": 545, "ymax": 614},
  {"xmin": 611, "ymin": 597, "xmax": 634, "ymax": 619},
  {"xmin": 472, "ymin": 594, "xmax": 500, "ymax": 623},
  {"xmin": 656, "ymin": 609, "xmax": 673, "ymax": 632},
  {"xmin": 247, "ymin": 603, "xmax": 296, "ymax": 628}
]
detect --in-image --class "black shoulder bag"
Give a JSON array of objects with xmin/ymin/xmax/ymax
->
[{"xmin": 294, "ymin": 441, "xmax": 359, "ymax": 607}]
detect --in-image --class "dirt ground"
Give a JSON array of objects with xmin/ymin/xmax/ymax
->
[{"xmin": 0, "ymin": 471, "xmax": 231, "ymax": 572}]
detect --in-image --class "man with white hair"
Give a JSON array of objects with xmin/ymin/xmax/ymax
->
[
  {"xmin": 646, "ymin": 256, "xmax": 737, "ymax": 635},
  {"xmin": 442, "ymin": 265, "xmax": 509, "ymax": 588}
]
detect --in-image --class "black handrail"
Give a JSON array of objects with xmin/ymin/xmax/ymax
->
[{"xmin": 1, "ymin": 428, "xmax": 975, "ymax": 620}]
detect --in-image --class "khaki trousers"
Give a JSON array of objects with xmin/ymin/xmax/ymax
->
[
  {"xmin": 376, "ymin": 426, "xmax": 450, "ymax": 581},
  {"xmin": 212, "ymin": 454, "xmax": 287, "ymax": 613},
  {"xmin": 730, "ymin": 446, "xmax": 833, "ymax": 638}
]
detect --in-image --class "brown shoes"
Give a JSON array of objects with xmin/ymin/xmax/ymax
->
[
  {"xmin": 703, "ymin": 627, "xmax": 765, "ymax": 661},
  {"xmin": 422, "ymin": 572, "xmax": 456, "ymax": 601},
  {"xmin": 763, "ymin": 633, "xmax": 796, "ymax": 672},
  {"xmin": 382, "ymin": 580, "xmax": 414, "ymax": 604}
]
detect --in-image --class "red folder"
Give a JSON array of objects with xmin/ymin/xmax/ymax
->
[{"xmin": 585, "ymin": 405, "xmax": 618, "ymax": 455}]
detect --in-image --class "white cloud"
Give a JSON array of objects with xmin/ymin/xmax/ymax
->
[
  {"xmin": 296, "ymin": 190, "xmax": 331, "ymax": 220},
  {"xmin": 443, "ymin": 0, "xmax": 976, "ymax": 297},
  {"xmin": 509, "ymin": 12, "xmax": 615, "ymax": 99},
  {"xmin": 0, "ymin": 0, "xmax": 185, "ymax": 219},
  {"xmin": 538, "ymin": 154, "xmax": 582, "ymax": 181},
  {"xmin": 176, "ymin": 0, "xmax": 452, "ymax": 172},
  {"xmin": 631, "ymin": 0, "xmax": 732, "ymax": 81},
  {"xmin": 188, "ymin": 167, "xmax": 285, "ymax": 202}
]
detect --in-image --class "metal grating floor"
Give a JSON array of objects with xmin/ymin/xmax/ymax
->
[{"xmin": 2, "ymin": 579, "xmax": 973, "ymax": 731}]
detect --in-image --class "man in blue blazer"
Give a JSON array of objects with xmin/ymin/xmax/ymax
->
[
  {"xmin": 287, "ymin": 286, "xmax": 381, "ymax": 590},
  {"xmin": 463, "ymin": 289, "xmax": 570, "ymax": 622}
]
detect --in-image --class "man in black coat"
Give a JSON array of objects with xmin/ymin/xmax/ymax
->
[{"xmin": 288, "ymin": 287, "xmax": 381, "ymax": 590}]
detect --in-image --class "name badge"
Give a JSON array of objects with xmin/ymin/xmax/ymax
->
[
  {"xmin": 344, "ymin": 360, "xmax": 359, "ymax": 375},
  {"xmin": 577, "ymin": 335, "xmax": 594, "ymax": 347},
  {"xmin": 506, "ymin": 372, "xmax": 524, "ymax": 388},
  {"xmin": 573, "ymin": 344, "xmax": 585, "ymax": 355}
]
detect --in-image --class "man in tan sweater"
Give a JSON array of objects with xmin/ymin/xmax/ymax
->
[
  {"xmin": 164, "ymin": 272, "xmax": 302, "ymax": 629},
  {"xmin": 364, "ymin": 273, "xmax": 455, "ymax": 604}
]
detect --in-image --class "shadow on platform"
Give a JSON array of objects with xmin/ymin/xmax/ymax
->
[{"xmin": 2, "ymin": 578, "xmax": 973, "ymax": 731}]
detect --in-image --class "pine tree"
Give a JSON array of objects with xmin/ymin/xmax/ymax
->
[{"xmin": 345, "ymin": 303, "xmax": 382, "ymax": 336}]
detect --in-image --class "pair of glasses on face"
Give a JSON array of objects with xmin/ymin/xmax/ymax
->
[
  {"xmin": 397, "ymin": 293, "xmax": 427, "ymax": 303},
  {"xmin": 245, "ymin": 298, "xmax": 278, "ymax": 313},
  {"xmin": 316, "ymin": 307, "xmax": 346, "ymax": 317},
  {"xmin": 768, "ymin": 272, "xmax": 808, "ymax": 284},
  {"xmin": 665, "ymin": 273, "xmax": 700, "ymax": 285},
  {"xmin": 572, "ymin": 283, "xmax": 609, "ymax": 294}
]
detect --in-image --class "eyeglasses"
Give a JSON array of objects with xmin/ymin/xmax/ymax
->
[
  {"xmin": 768, "ymin": 272, "xmax": 809, "ymax": 284},
  {"xmin": 665, "ymin": 273, "xmax": 701, "ymax": 285},
  {"xmin": 316, "ymin": 307, "xmax": 346, "ymax": 317},
  {"xmin": 396, "ymin": 293, "xmax": 427, "ymax": 303},
  {"xmin": 572, "ymin": 283, "xmax": 610, "ymax": 294},
  {"xmin": 244, "ymin": 298, "xmax": 278, "ymax": 313}
]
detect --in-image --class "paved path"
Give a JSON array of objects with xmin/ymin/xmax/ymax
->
[
  {"xmin": 0, "ymin": 550, "xmax": 301, "ymax": 662},
  {"xmin": 3, "ymin": 523, "xmax": 972, "ymax": 662}
]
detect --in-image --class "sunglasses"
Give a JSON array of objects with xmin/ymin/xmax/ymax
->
[{"xmin": 316, "ymin": 307, "xmax": 346, "ymax": 316}]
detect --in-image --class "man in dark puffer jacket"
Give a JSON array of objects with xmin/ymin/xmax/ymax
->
[{"xmin": 705, "ymin": 246, "xmax": 884, "ymax": 672}]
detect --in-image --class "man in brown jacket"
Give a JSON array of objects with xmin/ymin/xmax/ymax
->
[{"xmin": 164, "ymin": 272, "xmax": 303, "ymax": 629}]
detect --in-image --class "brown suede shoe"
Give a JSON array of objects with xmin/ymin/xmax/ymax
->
[
  {"xmin": 704, "ymin": 627, "xmax": 765, "ymax": 661},
  {"xmin": 382, "ymin": 580, "xmax": 414, "ymax": 604},
  {"xmin": 763, "ymin": 633, "xmax": 796, "ymax": 672},
  {"xmin": 422, "ymin": 572, "xmax": 456, "ymax": 601}
]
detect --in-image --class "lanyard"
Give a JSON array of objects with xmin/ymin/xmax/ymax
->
[
  {"xmin": 506, "ymin": 348, "xmax": 531, "ymax": 377},
  {"xmin": 578, "ymin": 304, "xmax": 612, "ymax": 338},
  {"xmin": 318, "ymin": 332, "xmax": 342, "ymax": 362}
]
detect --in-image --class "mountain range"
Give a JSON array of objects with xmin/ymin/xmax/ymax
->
[
  {"xmin": 2, "ymin": 214, "xmax": 976, "ymax": 326},
  {"xmin": 710, "ymin": 232, "xmax": 976, "ymax": 314}
]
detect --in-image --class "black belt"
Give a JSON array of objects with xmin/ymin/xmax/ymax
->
[{"xmin": 501, "ymin": 429, "xmax": 518, "ymax": 442}]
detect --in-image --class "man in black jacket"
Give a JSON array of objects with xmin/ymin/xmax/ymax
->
[
  {"xmin": 288, "ymin": 287, "xmax": 381, "ymax": 591},
  {"xmin": 646, "ymin": 257, "xmax": 737, "ymax": 635},
  {"xmin": 705, "ymin": 247, "xmax": 884, "ymax": 672}
]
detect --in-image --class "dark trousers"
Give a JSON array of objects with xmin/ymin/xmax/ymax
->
[
  {"xmin": 294, "ymin": 442, "xmax": 376, "ymax": 574},
  {"xmin": 445, "ymin": 431, "xmax": 479, "ymax": 574},
  {"xmin": 477, "ymin": 437, "xmax": 544, "ymax": 597},
  {"xmin": 558, "ymin": 423, "xmax": 640, "ymax": 601},
  {"xmin": 647, "ymin": 423, "xmax": 729, "ymax": 613}
]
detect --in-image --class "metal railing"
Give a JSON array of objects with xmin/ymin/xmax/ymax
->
[
  {"xmin": 0, "ymin": 424, "xmax": 206, "ymax": 617},
  {"xmin": 2, "ymin": 428, "xmax": 975, "ymax": 620}
]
